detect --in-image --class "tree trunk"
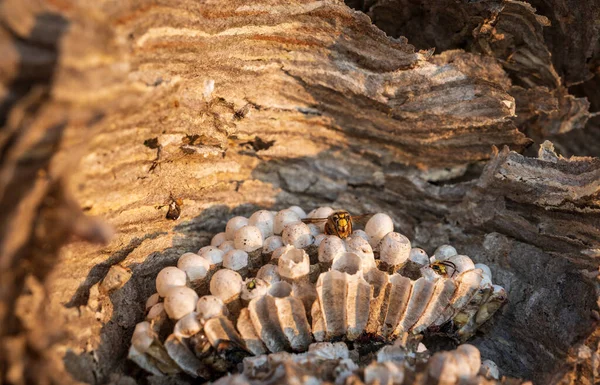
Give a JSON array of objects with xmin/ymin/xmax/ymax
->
[{"xmin": 0, "ymin": 0, "xmax": 599, "ymax": 384}]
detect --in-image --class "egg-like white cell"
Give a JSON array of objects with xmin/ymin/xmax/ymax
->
[
  {"xmin": 256, "ymin": 264, "xmax": 281, "ymax": 284},
  {"xmin": 248, "ymin": 210, "xmax": 275, "ymax": 239},
  {"xmin": 288, "ymin": 206, "xmax": 307, "ymax": 219},
  {"xmin": 223, "ymin": 249, "xmax": 249, "ymax": 271},
  {"xmin": 282, "ymin": 221, "xmax": 314, "ymax": 249},
  {"xmin": 145, "ymin": 293, "xmax": 160, "ymax": 310},
  {"xmin": 163, "ymin": 286, "xmax": 199, "ymax": 320},
  {"xmin": 474, "ymin": 263, "xmax": 492, "ymax": 279},
  {"xmin": 146, "ymin": 303, "xmax": 165, "ymax": 320},
  {"xmin": 331, "ymin": 252, "xmax": 362, "ymax": 275},
  {"xmin": 274, "ymin": 209, "xmax": 301, "ymax": 235},
  {"xmin": 177, "ymin": 252, "xmax": 211, "ymax": 281},
  {"xmin": 196, "ymin": 295, "xmax": 228, "ymax": 320},
  {"xmin": 307, "ymin": 223, "xmax": 321, "ymax": 237},
  {"xmin": 379, "ymin": 232, "xmax": 411, "ymax": 266},
  {"xmin": 155, "ymin": 267, "xmax": 187, "ymax": 297},
  {"xmin": 345, "ymin": 235, "xmax": 376, "ymax": 270},
  {"xmin": 225, "ymin": 216, "xmax": 249, "ymax": 240},
  {"xmin": 447, "ymin": 255, "xmax": 475, "ymax": 275},
  {"xmin": 433, "ymin": 244, "xmax": 458, "ymax": 261},
  {"xmin": 234, "ymin": 225, "xmax": 264, "ymax": 252},
  {"xmin": 278, "ymin": 246, "xmax": 310, "ymax": 280},
  {"xmin": 271, "ymin": 246, "xmax": 287, "ymax": 261},
  {"xmin": 427, "ymin": 352, "xmax": 460, "ymax": 383},
  {"xmin": 198, "ymin": 246, "xmax": 225, "ymax": 265},
  {"xmin": 209, "ymin": 269, "xmax": 243, "ymax": 302},
  {"xmin": 310, "ymin": 207, "xmax": 334, "ymax": 231},
  {"xmin": 364, "ymin": 213, "xmax": 394, "ymax": 248},
  {"xmin": 263, "ymin": 235, "xmax": 284, "ymax": 254},
  {"xmin": 217, "ymin": 241, "xmax": 235, "ymax": 254},
  {"xmin": 318, "ymin": 236, "xmax": 346, "ymax": 263},
  {"xmin": 312, "ymin": 206, "xmax": 334, "ymax": 219},
  {"xmin": 480, "ymin": 360, "xmax": 500, "ymax": 380},
  {"xmin": 409, "ymin": 248, "xmax": 429, "ymax": 266},
  {"xmin": 420, "ymin": 265, "xmax": 439, "ymax": 281},
  {"xmin": 313, "ymin": 233, "xmax": 327, "ymax": 247},
  {"xmin": 456, "ymin": 344, "xmax": 481, "ymax": 377},
  {"xmin": 210, "ymin": 232, "xmax": 227, "ymax": 247},
  {"xmin": 131, "ymin": 321, "xmax": 153, "ymax": 352},
  {"xmin": 241, "ymin": 278, "xmax": 270, "ymax": 302},
  {"xmin": 351, "ymin": 230, "xmax": 369, "ymax": 242},
  {"xmin": 173, "ymin": 312, "xmax": 202, "ymax": 339},
  {"xmin": 480, "ymin": 274, "xmax": 492, "ymax": 288}
]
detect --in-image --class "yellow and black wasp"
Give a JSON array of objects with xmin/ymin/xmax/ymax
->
[
  {"xmin": 301, "ymin": 210, "xmax": 372, "ymax": 239},
  {"xmin": 429, "ymin": 260, "xmax": 458, "ymax": 278}
]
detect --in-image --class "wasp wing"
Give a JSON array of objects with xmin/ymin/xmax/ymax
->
[
  {"xmin": 301, "ymin": 218, "xmax": 328, "ymax": 224},
  {"xmin": 349, "ymin": 213, "xmax": 375, "ymax": 226}
]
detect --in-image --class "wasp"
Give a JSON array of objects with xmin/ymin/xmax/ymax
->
[
  {"xmin": 301, "ymin": 210, "xmax": 372, "ymax": 239},
  {"xmin": 429, "ymin": 260, "xmax": 457, "ymax": 278}
]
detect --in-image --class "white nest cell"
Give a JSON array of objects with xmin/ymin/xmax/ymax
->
[
  {"xmin": 345, "ymin": 235, "xmax": 376, "ymax": 270},
  {"xmin": 274, "ymin": 209, "xmax": 301, "ymax": 235},
  {"xmin": 131, "ymin": 321, "xmax": 153, "ymax": 352},
  {"xmin": 351, "ymin": 230, "xmax": 369, "ymax": 242},
  {"xmin": 282, "ymin": 221, "xmax": 313, "ymax": 249},
  {"xmin": 156, "ymin": 266, "xmax": 187, "ymax": 297},
  {"xmin": 307, "ymin": 223, "xmax": 321, "ymax": 237},
  {"xmin": 433, "ymin": 244, "xmax": 457, "ymax": 261},
  {"xmin": 313, "ymin": 233, "xmax": 327, "ymax": 247},
  {"xmin": 256, "ymin": 264, "xmax": 281, "ymax": 284},
  {"xmin": 163, "ymin": 286, "xmax": 199, "ymax": 320},
  {"xmin": 409, "ymin": 248, "xmax": 429, "ymax": 266},
  {"xmin": 309, "ymin": 206, "xmax": 334, "ymax": 232},
  {"xmin": 223, "ymin": 249, "xmax": 249, "ymax": 271},
  {"xmin": 331, "ymin": 252, "xmax": 363, "ymax": 275},
  {"xmin": 379, "ymin": 232, "xmax": 411, "ymax": 266},
  {"xmin": 241, "ymin": 278, "xmax": 269, "ymax": 303},
  {"xmin": 263, "ymin": 235, "xmax": 284, "ymax": 254},
  {"xmin": 173, "ymin": 312, "xmax": 202, "ymax": 339},
  {"xmin": 209, "ymin": 269, "xmax": 243, "ymax": 302},
  {"xmin": 475, "ymin": 263, "xmax": 492, "ymax": 279},
  {"xmin": 364, "ymin": 213, "xmax": 394, "ymax": 248},
  {"xmin": 310, "ymin": 206, "xmax": 334, "ymax": 219},
  {"xmin": 278, "ymin": 246, "xmax": 310, "ymax": 281},
  {"xmin": 177, "ymin": 252, "xmax": 211, "ymax": 281},
  {"xmin": 198, "ymin": 246, "xmax": 225, "ymax": 265},
  {"xmin": 225, "ymin": 216, "xmax": 249, "ymax": 240},
  {"xmin": 145, "ymin": 293, "xmax": 160, "ymax": 310},
  {"xmin": 288, "ymin": 206, "xmax": 307, "ymax": 219},
  {"xmin": 210, "ymin": 232, "xmax": 227, "ymax": 247},
  {"xmin": 248, "ymin": 210, "xmax": 275, "ymax": 239},
  {"xmin": 318, "ymin": 235, "xmax": 346, "ymax": 263},
  {"xmin": 218, "ymin": 241, "xmax": 235, "ymax": 253},
  {"xmin": 147, "ymin": 303, "xmax": 165, "ymax": 320},
  {"xmin": 234, "ymin": 225, "xmax": 263, "ymax": 252},
  {"xmin": 196, "ymin": 295, "xmax": 228, "ymax": 320}
]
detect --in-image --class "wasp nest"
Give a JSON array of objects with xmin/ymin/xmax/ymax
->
[
  {"xmin": 214, "ymin": 342, "xmax": 504, "ymax": 385},
  {"xmin": 128, "ymin": 207, "xmax": 508, "ymax": 382}
]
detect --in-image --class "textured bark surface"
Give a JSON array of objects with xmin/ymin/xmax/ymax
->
[{"xmin": 0, "ymin": 0, "xmax": 598, "ymax": 385}]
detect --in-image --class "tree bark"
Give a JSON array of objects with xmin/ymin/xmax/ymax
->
[{"xmin": 0, "ymin": 0, "xmax": 598, "ymax": 384}]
